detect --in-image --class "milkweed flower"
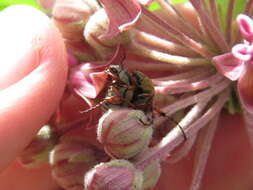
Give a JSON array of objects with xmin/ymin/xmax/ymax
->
[
  {"xmin": 29, "ymin": 0, "xmax": 253, "ymax": 189},
  {"xmin": 214, "ymin": 14, "xmax": 253, "ymax": 114}
]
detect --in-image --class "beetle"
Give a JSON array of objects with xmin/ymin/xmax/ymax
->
[
  {"xmin": 82, "ymin": 64, "xmax": 186, "ymax": 139},
  {"xmin": 103, "ymin": 65, "xmax": 135, "ymax": 109}
]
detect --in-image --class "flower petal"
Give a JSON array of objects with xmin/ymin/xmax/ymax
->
[
  {"xmin": 99, "ymin": 0, "xmax": 141, "ymax": 38},
  {"xmin": 232, "ymin": 43, "xmax": 252, "ymax": 62},
  {"xmin": 70, "ymin": 64, "xmax": 108, "ymax": 99},
  {"xmin": 237, "ymin": 14, "xmax": 253, "ymax": 43},
  {"xmin": 238, "ymin": 63, "xmax": 253, "ymax": 113},
  {"xmin": 212, "ymin": 53, "xmax": 244, "ymax": 81},
  {"xmin": 69, "ymin": 44, "xmax": 126, "ymax": 99}
]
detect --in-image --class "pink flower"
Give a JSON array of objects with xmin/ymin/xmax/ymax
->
[
  {"xmin": 70, "ymin": 62, "xmax": 109, "ymax": 99},
  {"xmin": 16, "ymin": 1, "xmax": 253, "ymax": 190},
  {"xmin": 213, "ymin": 14, "xmax": 253, "ymax": 113},
  {"xmin": 98, "ymin": 0, "xmax": 154, "ymax": 38},
  {"xmin": 69, "ymin": 45, "xmax": 125, "ymax": 100}
]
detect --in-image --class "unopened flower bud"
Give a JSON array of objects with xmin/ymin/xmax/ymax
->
[
  {"xmin": 18, "ymin": 125, "xmax": 56, "ymax": 168},
  {"xmin": 66, "ymin": 40, "xmax": 96, "ymax": 62},
  {"xmin": 84, "ymin": 9, "xmax": 130, "ymax": 58},
  {"xmin": 142, "ymin": 160, "xmax": 161, "ymax": 189},
  {"xmin": 84, "ymin": 159, "xmax": 143, "ymax": 190},
  {"xmin": 50, "ymin": 139, "xmax": 108, "ymax": 190},
  {"xmin": 132, "ymin": 150, "xmax": 161, "ymax": 189},
  {"xmin": 97, "ymin": 109, "xmax": 153, "ymax": 159},
  {"xmin": 52, "ymin": 0, "xmax": 100, "ymax": 41},
  {"xmin": 37, "ymin": 0, "xmax": 56, "ymax": 12}
]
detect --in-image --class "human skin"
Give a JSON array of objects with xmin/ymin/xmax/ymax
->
[
  {"xmin": 0, "ymin": 5, "xmax": 252, "ymax": 190},
  {"xmin": 0, "ymin": 5, "xmax": 67, "ymax": 190}
]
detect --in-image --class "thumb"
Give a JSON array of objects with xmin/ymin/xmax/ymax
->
[{"xmin": 0, "ymin": 5, "xmax": 67, "ymax": 171}]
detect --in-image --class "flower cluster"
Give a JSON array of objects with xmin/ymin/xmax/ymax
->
[{"xmin": 18, "ymin": 0, "xmax": 253, "ymax": 190}]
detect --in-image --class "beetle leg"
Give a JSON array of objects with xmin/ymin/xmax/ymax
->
[
  {"xmin": 106, "ymin": 86, "xmax": 124, "ymax": 104},
  {"xmin": 114, "ymin": 81, "xmax": 135, "ymax": 90},
  {"xmin": 136, "ymin": 93, "xmax": 153, "ymax": 98},
  {"xmin": 137, "ymin": 115, "xmax": 153, "ymax": 126}
]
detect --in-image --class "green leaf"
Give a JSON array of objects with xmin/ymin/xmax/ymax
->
[
  {"xmin": 148, "ymin": 2, "xmax": 161, "ymax": 11},
  {"xmin": 0, "ymin": 0, "xmax": 43, "ymax": 12},
  {"xmin": 148, "ymin": 0, "xmax": 189, "ymax": 11}
]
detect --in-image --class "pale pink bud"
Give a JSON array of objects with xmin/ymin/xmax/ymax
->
[
  {"xmin": 52, "ymin": 0, "xmax": 100, "ymax": 41},
  {"xmin": 84, "ymin": 9, "xmax": 130, "ymax": 58},
  {"xmin": 37, "ymin": 0, "xmax": 56, "ymax": 11},
  {"xmin": 97, "ymin": 109, "xmax": 153, "ymax": 159},
  {"xmin": 142, "ymin": 160, "xmax": 161, "ymax": 189},
  {"xmin": 84, "ymin": 159, "xmax": 143, "ymax": 190},
  {"xmin": 132, "ymin": 151, "xmax": 161, "ymax": 189},
  {"xmin": 50, "ymin": 139, "xmax": 108, "ymax": 190},
  {"xmin": 66, "ymin": 40, "xmax": 97, "ymax": 62},
  {"xmin": 18, "ymin": 125, "xmax": 56, "ymax": 168}
]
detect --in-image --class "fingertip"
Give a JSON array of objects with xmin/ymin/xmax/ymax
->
[
  {"xmin": 0, "ymin": 160, "xmax": 60, "ymax": 190},
  {"xmin": 0, "ymin": 5, "xmax": 68, "ymax": 171}
]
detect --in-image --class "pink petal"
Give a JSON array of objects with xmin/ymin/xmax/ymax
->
[
  {"xmin": 105, "ymin": 44, "xmax": 126, "ymax": 65},
  {"xmin": 67, "ymin": 52, "xmax": 78, "ymax": 67},
  {"xmin": 212, "ymin": 53, "xmax": 244, "ymax": 81},
  {"xmin": 232, "ymin": 43, "xmax": 252, "ymax": 62},
  {"xmin": 238, "ymin": 63, "xmax": 253, "ymax": 114},
  {"xmin": 70, "ymin": 64, "xmax": 108, "ymax": 99},
  {"xmin": 90, "ymin": 71, "xmax": 109, "ymax": 96},
  {"xmin": 69, "ymin": 45, "xmax": 126, "ymax": 99},
  {"xmin": 237, "ymin": 14, "xmax": 253, "ymax": 43},
  {"xmin": 99, "ymin": 0, "xmax": 141, "ymax": 38}
]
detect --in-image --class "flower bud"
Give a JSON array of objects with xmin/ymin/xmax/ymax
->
[
  {"xmin": 50, "ymin": 139, "xmax": 108, "ymax": 190},
  {"xmin": 132, "ymin": 150, "xmax": 161, "ymax": 189},
  {"xmin": 37, "ymin": 0, "xmax": 56, "ymax": 12},
  {"xmin": 66, "ymin": 40, "xmax": 97, "ymax": 62},
  {"xmin": 84, "ymin": 159, "xmax": 143, "ymax": 190},
  {"xmin": 18, "ymin": 125, "xmax": 56, "ymax": 168},
  {"xmin": 52, "ymin": 0, "xmax": 100, "ymax": 41},
  {"xmin": 97, "ymin": 109, "xmax": 153, "ymax": 159},
  {"xmin": 84, "ymin": 9, "xmax": 130, "ymax": 58},
  {"xmin": 142, "ymin": 160, "xmax": 161, "ymax": 189}
]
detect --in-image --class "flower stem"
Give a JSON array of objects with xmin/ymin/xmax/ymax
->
[
  {"xmin": 156, "ymin": 0, "xmax": 212, "ymax": 46},
  {"xmin": 155, "ymin": 73, "xmax": 224, "ymax": 94},
  {"xmin": 242, "ymin": 109, "xmax": 253, "ymax": 149},
  {"xmin": 130, "ymin": 30, "xmax": 199, "ymax": 57},
  {"xmin": 161, "ymin": 79, "xmax": 231, "ymax": 116},
  {"xmin": 225, "ymin": 0, "xmax": 234, "ymax": 44},
  {"xmin": 167, "ymin": 100, "xmax": 211, "ymax": 163},
  {"xmin": 129, "ymin": 41, "xmax": 211, "ymax": 65},
  {"xmin": 135, "ymin": 89, "xmax": 230, "ymax": 170},
  {"xmin": 190, "ymin": 113, "xmax": 219, "ymax": 190},
  {"xmin": 141, "ymin": 6, "xmax": 215, "ymax": 57},
  {"xmin": 152, "ymin": 66, "xmax": 213, "ymax": 82},
  {"xmin": 190, "ymin": 0, "xmax": 229, "ymax": 52}
]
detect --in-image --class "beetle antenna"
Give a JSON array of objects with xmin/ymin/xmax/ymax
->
[
  {"xmin": 80, "ymin": 100, "xmax": 106, "ymax": 113},
  {"xmin": 155, "ymin": 108, "xmax": 187, "ymax": 141}
]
